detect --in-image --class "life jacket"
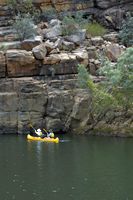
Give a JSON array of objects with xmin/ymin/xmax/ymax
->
[{"xmin": 48, "ymin": 132, "xmax": 54, "ymax": 138}]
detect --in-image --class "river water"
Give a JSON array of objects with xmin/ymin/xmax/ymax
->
[{"xmin": 0, "ymin": 134, "xmax": 133, "ymax": 200}]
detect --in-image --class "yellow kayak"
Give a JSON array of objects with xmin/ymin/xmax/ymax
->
[{"xmin": 27, "ymin": 134, "xmax": 59, "ymax": 143}]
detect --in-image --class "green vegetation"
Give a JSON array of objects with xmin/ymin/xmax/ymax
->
[
  {"xmin": 61, "ymin": 11, "xmax": 90, "ymax": 36},
  {"xmin": 77, "ymin": 48, "xmax": 133, "ymax": 129},
  {"xmin": 7, "ymin": 0, "xmax": 33, "ymax": 15},
  {"xmin": 84, "ymin": 22, "xmax": 107, "ymax": 37},
  {"xmin": 13, "ymin": 14, "xmax": 37, "ymax": 41},
  {"xmin": 7, "ymin": 0, "xmax": 40, "ymax": 23},
  {"xmin": 61, "ymin": 12, "xmax": 106, "ymax": 36},
  {"xmin": 40, "ymin": 7, "xmax": 57, "ymax": 21},
  {"xmin": 119, "ymin": 13, "xmax": 133, "ymax": 46},
  {"xmin": 62, "ymin": 15, "xmax": 80, "ymax": 36},
  {"xmin": 77, "ymin": 64, "xmax": 90, "ymax": 89},
  {"xmin": 0, "ymin": 44, "xmax": 7, "ymax": 51}
]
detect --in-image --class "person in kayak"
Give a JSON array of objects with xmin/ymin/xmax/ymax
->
[
  {"xmin": 35, "ymin": 128, "xmax": 45, "ymax": 138},
  {"xmin": 47, "ymin": 129, "xmax": 55, "ymax": 138}
]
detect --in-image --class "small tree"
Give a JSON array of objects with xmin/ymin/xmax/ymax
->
[
  {"xmin": 119, "ymin": 13, "xmax": 133, "ymax": 46},
  {"xmin": 77, "ymin": 48, "xmax": 133, "ymax": 130},
  {"xmin": 77, "ymin": 64, "xmax": 90, "ymax": 89},
  {"xmin": 99, "ymin": 47, "xmax": 133, "ymax": 111},
  {"xmin": 13, "ymin": 15, "xmax": 37, "ymax": 41}
]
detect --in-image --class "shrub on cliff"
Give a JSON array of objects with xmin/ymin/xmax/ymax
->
[
  {"xmin": 62, "ymin": 12, "xmax": 89, "ymax": 36},
  {"xmin": 7, "ymin": 0, "xmax": 40, "ymax": 23},
  {"xmin": 119, "ymin": 13, "xmax": 133, "ymax": 46},
  {"xmin": 77, "ymin": 64, "xmax": 90, "ymax": 88},
  {"xmin": 84, "ymin": 22, "xmax": 107, "ymax": 37},
  {"xmin": 99, "ymin": 47, "xmax": 133, "ymax": 111},
  {"xmin": 62, "ymin": 15, "xmax": 79, "ymax": 36},
  {"xmin": 77, "ymin": 48, "xmax": 133, "ymax": 129},
  {"xmin": 13, "ymin": 15, "xmax": 37, "ymax": 41}
]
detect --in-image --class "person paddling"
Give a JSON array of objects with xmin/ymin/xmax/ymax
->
[
  {"xmin": 47, "ymin": 129, "xmax": 55, "ymax": 138},
  {"xmin": 35, "ymin": 128, "xmax": 42, "ymax": 137}
]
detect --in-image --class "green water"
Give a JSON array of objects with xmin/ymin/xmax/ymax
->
[{"xmin": 0, "ymin": 134, "xmax": 133, "ymax": 200}]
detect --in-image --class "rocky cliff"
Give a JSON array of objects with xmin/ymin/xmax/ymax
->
[
  {"xmin": 0, "ymin": 75, "xmax": 92, "ymax": 134},
  {"xmin": 0, "ymin": 0, "xmax": 133, "ymax": 29},
  {"xmin": 0, "ymin": 0, "xmax": 132, "ymax": 136},
  {"xmin": 0, "ymin": 76, "xmax": 132, "ymax": 136}
]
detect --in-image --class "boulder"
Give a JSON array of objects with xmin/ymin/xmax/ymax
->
[
  {"xmin": 73, "ymin": 48, "xmax": 88, "ymax": 66},
  {"xmin": 88, "ymin": 62, "xmax": 97, "ymax": 75},
  {"xmin": 44, "ymin": 40, "xmax": 56, "ymax": 53},
  {"xmin": 61, "ymin": 40, "xmax": 76, "ymax": 51},
  {"xmin": 103, "ymin": 32, "xmax": 119, "ymax": 43},
  {"xmin": 105, "ymin": 43, "xmax": 125, "ymax": 62},
  {"xmin": 54, "ymin": 38, "xmax": 62, "ymax": 49},
  {"xmin": 87, "ymin": 46, "xmax": 97, "ymax": 59},
  {"xmin": 0, "ymin": 51, "xmax": 6, "ymax": 77},
  {"xmin": 21, "ymin": 36, "xmax": 42, "ymax": 51},
  {"xmin": 43, "ymin": 24, "xmax": 62, "ymax": 39},
  {"xmin": 6, "ymin": 50, "xmax": 36, "ymax": 77},
  {"xmin": 65, "ymin": 29, "xmax": 86, "ymax": 45},
  {"xmin": 90, "ymin": 36, "xmax": 104, "ymax": 46},
  {"xmin": 49, "ymin": 19, "xmax": 61, "ymax": 27},
  {"xmin": 32, "ymin": 43, "xmax": 47, "ymax": 60},
  {"xmin": 50, "ymin": 48, "xmax": 60, "ymax": 54}
]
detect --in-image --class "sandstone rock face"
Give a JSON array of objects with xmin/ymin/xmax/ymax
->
[
  {"xmin": 0, "ymin": 0, "xmax": 7, "ymax": 6},
  {"xmin": 0, "ymin": 77, "xmax": 132, "ymax": 135},
  {"xmin": 0, "ymin": 0, "xmax": 133, "ymax": 31},
  {"xmin": 0, "ymin": 78, "xmax": 78, "ymax": 134},
  {"xmin": 6, "ymin": 50, "xmax": 36, "ymax": 77},
  {"xmin": 33, "ymin": 0, "xmax": 94, "ymax": 12},
  {"xmin": 0, "ymin": 51, "xmax": 6, "ymax": 77},
  {"xmin": 21, "ymin": 37, "xmax": 42, "ymax": 51},
  {"xmin": 0, "ymin": 0, "xmax": 132, "ymax": 136},
  {"xmin": 103, "ymin": 32, "xmax": 119, "ymax": 43},
  {"xmin": 41, "ymin": 49, "xmax": 88, "ymax": 76},
  {"xmin": 32, "ymin": 0, "xmax": 133, "ymax": 29}
]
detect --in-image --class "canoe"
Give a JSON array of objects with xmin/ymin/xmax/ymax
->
[{"xmin": 27, "ymin": 134, "xmax": 59, "ymax": 143}]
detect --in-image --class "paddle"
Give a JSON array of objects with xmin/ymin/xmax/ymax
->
[
  {"xmin": 29, "ymin": 123, "xmax": 50, "ymax": 137},
  {"xmin": 43, "ymin": 128, "xmax": 49, "ymax": 137},
  {"xmin": 29, "ymin": 123, "xmax": 36, "ymax": 132}
]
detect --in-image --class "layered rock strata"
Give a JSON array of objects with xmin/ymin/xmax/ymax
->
[
  {"xmin": 0, "ymin": 77, "xmax": 132, "ymax": 136},
  {"xmin": 0, "ymin": 0, "xmax": 133, "ymax": 29}
]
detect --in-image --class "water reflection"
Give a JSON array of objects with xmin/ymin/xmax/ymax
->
[{"xmin": 1, "ymin": 135, "xmax": 133, "ymax": 200}]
